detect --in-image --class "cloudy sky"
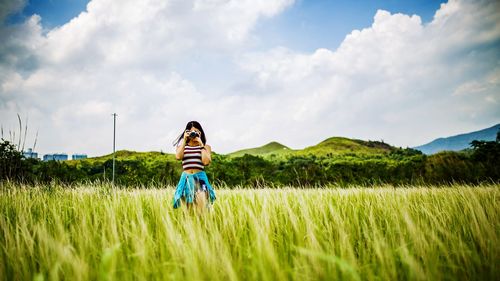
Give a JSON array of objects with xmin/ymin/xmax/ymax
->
[{"xmin": 0, "ymin": 0, "xmax": 499, "ymax": 157}]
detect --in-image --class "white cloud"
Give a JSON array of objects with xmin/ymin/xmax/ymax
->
[
  {"xmin": 234, "ymin": 0, "xmax": 500, "ymax": 148},
  {"xmin": 0, "ymin": 0, "xmax": 294, "ymax": 156},
  {"xmin": 0, "ymin": 0, "xmax": 499, "ymax": 157}
]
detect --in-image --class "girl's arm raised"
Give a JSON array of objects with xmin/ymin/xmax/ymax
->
[
  {"xmin": 201, "ymin": 144, "xmax": 212, "ymax": 165},
  {"xmin": 175, "ymin": 132, "xmax": 189, "ymax": 160}
]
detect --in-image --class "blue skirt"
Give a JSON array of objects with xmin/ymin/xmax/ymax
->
[{"xmin": 172, "ymin": 170, "xmax": 216, "ymax": 209}]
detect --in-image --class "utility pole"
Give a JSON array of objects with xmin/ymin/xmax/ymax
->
[{"xmin": 112, "ymin": 113, "xmax": 117, "ymax": 185}]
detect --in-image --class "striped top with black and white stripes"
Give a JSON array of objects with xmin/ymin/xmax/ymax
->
[{"xmin": 182, "ymin": 145, "xmax": 204, "ymax": 170}]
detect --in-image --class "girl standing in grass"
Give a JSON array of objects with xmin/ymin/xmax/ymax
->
[{"xmin": 172, "ymin": 121, "xmax": 216, "ymax": 211}]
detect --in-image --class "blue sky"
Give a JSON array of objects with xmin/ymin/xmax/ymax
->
[
  {"xmin": 255, "ymin": 0, "xmax": 444, "ymax": 52},
  {"xmin": 7, "ymin": 0, "xmax": 90, "ymax": 28},
  {"xmin": 1, "ymin": 0, "xmax": 498, "ymax": 157}
]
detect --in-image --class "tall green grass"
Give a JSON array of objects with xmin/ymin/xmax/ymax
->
[{"xmin": 0, "ymin": 181, "xmax": 498, "ymax": 280}]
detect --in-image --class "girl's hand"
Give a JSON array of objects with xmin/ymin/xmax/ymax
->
[
  {"xmin": 193, "ymin": 136, "xmax": 203, "ymax": 146},
  {"xmin": 183, "ymin": 130, "xmax": 190, "ymax": 141}
]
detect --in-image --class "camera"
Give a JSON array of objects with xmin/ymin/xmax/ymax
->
[{"xmin": 188, "ymin": 131, "xmax": 200, "ymax": 139}]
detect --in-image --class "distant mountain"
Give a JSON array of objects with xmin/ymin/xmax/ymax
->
[
  {"xmin": 227, "ymin": 137, "xmax": 397, "ymax": 158},
  {"xmin": 412, "ymin": 123, "xmax": 500, "ymax": 155}
]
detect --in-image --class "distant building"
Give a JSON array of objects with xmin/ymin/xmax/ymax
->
[
  {"xmin": 43, "ymin": 153, "xmax": 68, "ymax": 161},
  {"xmin": 23, "ymin": 148, "xmax": 39, "ymax": 159},
  {"xmin": 72, "ymin": 154, "xmax": 87, "ymax": 160}
]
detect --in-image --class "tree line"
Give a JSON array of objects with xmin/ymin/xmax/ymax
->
[{"xmin": 1, "ymin": 133, "xmax": 499, "ymax": 187}]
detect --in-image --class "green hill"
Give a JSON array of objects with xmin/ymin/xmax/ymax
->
[
  {"xmin": 92, "ymin": 150, "xmax": 175, "ymax": 160},
  {"xmin": 297, "ymin": 137, "xmax": 394, "ymax": 156},
  {"xmin": 66, "ymin": 137, "xmax": 399, "ymax": 164},
  {"xmin": 227, "ymin": 137, "xmax": 396, "ymax": 158},
  {"xmin": 66, "ymin": 150, "xmax": 177, "ymax": 166},
  {"xmin": 228, "ymin": 141, "xmax": 293, "ymax": 157}
]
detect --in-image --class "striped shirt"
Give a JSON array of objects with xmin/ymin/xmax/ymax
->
[{"xmin": 182, "ymin": 145, "xmax": 204, "ymax": 170}]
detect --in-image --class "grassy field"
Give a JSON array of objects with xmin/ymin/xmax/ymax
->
[{"xmin": 0, "ymin": 181, "xmax": 498, "ymax": 281}]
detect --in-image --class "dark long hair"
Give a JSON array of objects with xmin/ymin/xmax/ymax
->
[{"xmin": 172, "ymin": 121, "xmax": 206, "ymax": 147}]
